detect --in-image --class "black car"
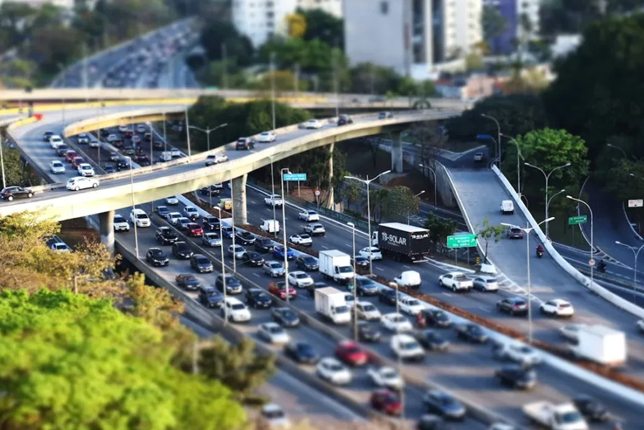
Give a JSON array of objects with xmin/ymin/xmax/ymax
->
[
  {"xmin": 495, "ymin": 365, "xmax": 537, "ymax": 390},
  {"xmin": 156, "ymin": 226, "xmax": 178, "ymax": 245},
  {"xmin": 115, "ymin": 158, "xmax": 130, "ymax": 171},
  {"xmin": 56, "ymin": 145, "xmax": 70, "ymax": 156},
  {"xmin": 416, "ymin": 415, "xmax": 449, "ymax": 430},
  {"xmin": 43, "ymin": 131, "xmax": 54, "ymax": 141},
  {"xmin": 255, "ymin": 238, "xmax": 275, "ymax": 253},
  {"xmin": 242, "ymin": 251, "xmax": 265, "ymax": 266},
  {"xmin": 415, "ymin": 330, "xmax": 449, "ymax": 351},
  {"xmin": 100, "ymin": 128, "xmax": 110, "ymax": 137},
  {"xmin": 418, "ymin": 309, "xmax": 452, "ymax": 328},
  {"xmin": 146, "ymin": 248, "xmax": 169, "ymax": 267},
  {"xmin": 573, "ymin": 395, "xmax": 610, "ymax": 422},
  {"xmin": 202, "ymin": 215, "xmax": 220, "ymax": 232},
  {"xmin": 245, "ymin": 288, "xmax": 272, "ymax": 309},
  {"xmin": 172, "ymin": 241, "xmax": 193, "ymax": 259},
  {"xmin": 337, "ymin": 114, "xmax": 353, "ymax": 126},
  {"xmin": 378, "ymin": 288, "xmax": 400, "ymax": 306},
  {"xmin": 354, "ymin": 277, "xmax": 379, "ymax": 296},
  {"xmin": 155, "ymin": 205, "xmax": 170, "ymax": 219},
  {"xmin": 285, "ymin": 341, "xmax": 319, "ymax": 364},
  {"xmin": 198, "ymin": 286, "xmax": 224, "ymax": 309},
  {"xmin": 215, "ymin": 274, "xmax": 243, "ymax": 294},
  {"xmin": 1, "ymin": 186, "xmax": 34, "ymax": 201},
  {"xmin": 236, "ymin": 231, "xmax": 256, "ymax": 245},
  {"xmin": 200, "ymin": 185, "xmax": 220, "ymax": 196},
  {"xmin": 354, "ymin": 255, "xmax": 370, "ymax": 269},
  {"xmin": 103, "ymin": 164, "xmax": 116, "ymax": 174},
  {"xmin": 190, "ymin": 254, "xmax": 214, "ymax": 273},
  {"xmin": 176, "ymin": 273, "xmax": 201, "ymax": 290},
  {"xmin": 357, "ymin": 321, "xmax": 381, "ymax": 342},
  {"xmin": 235, "ymin": 137, "xmax": 255, "ymax": 150},
  {"xmin": 306, "ymin": 281, "xmax": 328, "ymax": 297},
  {"xmin": 455, "ymin": 324, "xmax": 488, "ymax": 343},
  {"xmin": 378, "ymin": 111, "xmax": 394, "ymax": 119},
  {"xmin": 271, "ymin": 307, "xmax": 300, "ymax": 327},
  {"xmin": 296, "ymin": 255, "xmax": 319, "ymax": 271}
]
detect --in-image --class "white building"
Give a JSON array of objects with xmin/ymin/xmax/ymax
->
[
  {"xmin": 0, "ymin": 0, "xmax": 75, "ymax": 7},
  {"xmin": 345, "ymin": 0, "xmax": 482, "ymax": 79},
  {"xmin": 233, "ymin": 0, "xmax": 343, "ymax": 48}
]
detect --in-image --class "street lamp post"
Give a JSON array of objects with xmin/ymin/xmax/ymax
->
[
  {"xmin": 348, "ymin": 222, "xmax": 358, "ymax": 341},
  {"xmin": 270, "ymin": 52, "xmax": 276, "ymax": 131},
  {"xmin": 345, "ymin": 169, "xmax": 391, "ymax": 276},
  {"xmin": 501, "ymin": 133, "xmax": 522, "ymax": 197},
  {"xmin": 188, "ymin": 123, "xmax": 228, "ymax": 152},
  {"xmin": 281, "ymin": 167, "xmax": 291, "ymax": 305},
  {"xmin": 501, "ymin": 216, "xmax": 554, "ymax": 344},
  {"xmin": 214, "ymin": 206, "xmax": 228, "ymax": 325},
  {"xmin": 0, "ymin": 136, "xmax": 6, "ymax": 189},
  {"xmin": 607, "ymin": 143, "xmax": 627, "ymax": 158},
  {"xmin": 230, "ymin": 173, "xmax": 237, "ymax": 273},
  {"xmin": 408, "ymin": 190, "xmax": 425, "ymax": 224},
  {"xmin": 130, "ymin": 157, "xmax": 139, "ymax": 259},
  {"xmin": 419, "ymin": 163, "xmax": 437, "ymax": 207},
  {"xmin": 524, "ymin": 162, "xmax": 571, "ymax": 238},
  {"xmin": 615, "ymin": 241, "xmax": 644, "ymax": 302},
  {"xmin": 567, "ymin": 196, "xmax": 595, "ymax": 291},
  {"xmin": 268, "ymin": 154, "xmax": 278, "ymax": 237},
  {"xmin": 481, "ymin": 114, "xmax": 501, "ymax": 167}
]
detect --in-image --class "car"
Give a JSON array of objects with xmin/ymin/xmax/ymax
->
[
  {"xmin": 273, "ymin": 245, "xmax": 295, "ymax": 260},
  {"xmin": 239, "ymin": 251, "xmax": 263, "ymax": 267},
  {"xmin": 271, "ymin": 307, "xmax": 300, "ymax": 327},
  {"xmin": 423, "ymin": 390, "xmax": 466, "ymax": 420},
  {"xmin": 49, "ymin": 135, "xmax": 64, "ymax": 149},
  {"xmin": 186, "ymin": 223, "xmax": 204, "ymax": 237},
  {"xmin": 367, "ymin": 366, "xmax": 404, "ymax": 390},
  {"xmin": 289, "ymin": 233, "xmax": 313, "ymax": 246},
  {"xmin": 306, "ymin": 281, "xmax": 329, "ymax": 297},
  {"xmin": 285, "ymin": 341, "xmax": 319, "ymax": 364},
  {"xmin": 258, "ymin": 322, "xmax": 290, "ymax": 344},
  {"xmin": 316, "ymin": 357, "xmax": 352, "ymax": 385},
  {"xmin": 103, "ymin": 164, "xmax": 116, "ymax": 174},
  {"xmin": 199, "ymin": 185, "xmax": 220, "ymax": 196},
  {"xmin": 170, "ymin": 148, "xmax": 182, "ymax": 158},
  {"xmin": 72, "ymin": 157, "xmax": 86, "ymax": 169},
  {"xmin": 43, "ymin": 131, "xmax": 54, "ymax": 141},
  {"xmin": 190, "ymin": 254, "xmax": 214, "ymax": 273},
  {"xmin": 264, "ymin": 194, "xmax": 284, "ymax": 206},
  {"xmin": 335, "ymin": 340, "xmax": 369, "ymax": 366},
  {"xmin": 417, "ymin": 309, "xmax": 452, "ymax": 328},
  {"xmin": 65, "ymin": 150, "xmax": 79, "ymax": 163},
  {"xmin": 1, "ymin": 186, "xmax": 34, "ymax": 201},
  {"xmin": 438, "ymin": 272, "xmax": 473, "ymax": 292},
  {"xmin": 357, "ymin": 321, "xmax": 382, "ymax": 342},
  {"xmin": 111, "ymin": 138, "xmax": 124, "ymax": 148},
  {"xmin": 370, "ymin": 389, "xmax": 402, "ymax": 416},
  {"xmin": 493, "ymin": 343, "xmax": 542, "ymax": 366},
  {"xmin": 263, "ymin": 261, "xmax": 285, "ymax": 278},
  {"xmin": 353, "ymin": 255, "xmax": 370, "ymax": 270},
  {"xmin": 260, "ymin": 403, "xmax": 290, "ymax": 428},
  {"xmin": 145, "ymin": 247, "xmax": 170, "ymax": 269},
  {"xmin": 455, "ymin": 323, "xmax": 488, "ymax": 343},
  {"xmin": 204, "ymin": 154, "xmax": 229, "ymax": 166},
  {"xmin": 559, "ymin": 324, "xmax": 588, "ymax": 342},
  {"xmin": 176, "ymin": 273, "xmax": 201, "ymax": 291},
  {"xmin": 228, "ymin": 244, "xmax": 246, "ymax": 259},
  {"xmin": 298, "ymin": 210, "xmax": 319, "ymax": 222},
  {"xmin": 391, "ymin": 333, "xmax": 425, "ymax": 361},
  {"xmin": 50, "ymin": 160, "xmax": 66, "ymax": 174},
  {"xmin": 50, "ymin": 242, "xmax": 71, "ymax": 252},
  {"xmin": 66, "ymin": 176, "xmax": 99, "ymax": 191},
  {"xmin": 221, "ymin": 298, "xmax": 251, "ymax": 323},
  {"xmin": 415, "ymin": 330, "xmax": 449, "ymax": 351},
  {"xmin": 378, "ymin": 111, "xmax": 394, "ymax": 119},
  {"xmin": 268, "ymin": 281, "xmax": 297, "ymax": 301},
  {"xmin": 221, "ymin": 225, "xmax": 235, "ymax": 239},
  {"xmin": 381, "ymin": 312, "xmax": 413, "ymax": 332},
  {"xmin": 288, "ymin": 271, "xmax": 314, "ymax": 288},
  {"xmin": 154, "ymin": 205, "xmax": 170, "ymax": 219},
  {"xmin": 353, "ymin": 301, "xmax": 382, "ymax": 321},
  {"xmin": 305, "ymin": 119, "xmax": 323, "ymax": 129},
  {"xmin": 303, "ymin": 223, "xmax": 326, "ymax": 236},
  {"xmin": 473, "ymin": 152, "xmax": 484, "ymax": 162},
  {"xmin": 235, "ymin": 137, "xmax": 255, "ymax": 150},
  {"xmin": 109, "ymin": 151, "xmax": 121, "ymax": 162},
  {"xmin": 359, "ymin": 247, "xmax": 383, "ymax": 260},
  {"xmin": 257, "ymin": 131, "xmax": 276, "ymax": 143},
  {"xmin": 202, "ymin": 232, "xmax": 222, "ymax": 247},
  {"xmin": 77, "ymin": 133, "xmax": 90, "ymax": 144},
  {"xmin": 295, "ymin": 255, "xmax": 318, "ymax": 271},
  {"xmin": 540, "ymin": 298, "xmax": 575, "ymax": 317},
  {"xmin": 177, "ymin": 217, "xmax": 191, "ymax": 231},
  {"xmin": 352, "ymin": 276, "xmax": 379, "ymax": 296},
  {"xmin": 55, "ymin": 145, "xmax": 70, "ymax": 156},
  {"xmin": 496, "ymin": 297, "xmax": 528, "ymax": 316},
  {"xmin": 171, "ymin": 241, "xmax": 193, "ymax": 259},
  {"xmin": 245, "ymin": 288, "xmax": 272, "ymax": 309},
  {"xmin": 398, "ymin": 296, "xmax": 424, "ymax": 315},
  {"xmin": 113, "ymin": 214, "xmax": 130, "ymax": 232},
  {"xmin": 573, "ymin": 395, "xmax": 610, "ymax": 422},
  {"xmin": 77, "ymin": 163, "xmax": 95, "ymax": 177},
  {"xmin": 115, "ymin": 158, "xmax": 130, "ymax": 171},
  {"xmin": 378, "ymin": 288, "xmax": 400, "ymax": 306},
  {"xmin": 130, "ymin": 209, "xmax": 151, "ymax": 228},
  {"xmin": 106, "ymin": 134, "xmax": 119, "ymax": 143},
  {"xmin": 495, "ymin": 365, "xmax": 537, "ymax": 390},
  {"xmin": 136, "ymin": 124, "xmax": 146, "ymax": 133},
  {"xmin": 165, "ymin": 196, "xmax": 179, "ymax": 205},
  {"xmin": 118, "ymin": 125, "xmax": 129, "ymax": 133},
  {"xmin": 472, "ymin": 276, "xmax": 499, "ymax": 292},
  {"xmin": 500, "ymin": 200, "xmax": 514, "ymax": 214},
  {"xmin": 235, "ymin": 231, "xmax": 256, "ymax": 245},
  {"xmin": 183, "ymin": 206, "xmax": 199, "ymax": 220},
  {"xmin": 202, "ymin": 215, "xmax": 221, "ymax": 232},
  {"xmin": 167, "ymin": 212, "xmax": 182, "ymax": 226},
  {"xmin": 507, "ymin": 227, "xmax": 524, "ymax": 239},
  {"xmin": 337, "ymin": 114, "xmax": 354, "ymax": 126},
  {"xmin": 215, "ymin": 274, "xmax": 243, "ymax": 294}
]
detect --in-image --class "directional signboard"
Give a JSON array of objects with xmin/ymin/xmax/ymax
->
[
  {"xmin": 568, "ymin": 215, "xmax": 587, "ymax": 225},
  {"xmin": 447, "ymin": 234, "xmax": 477, "ymax": 249},
  {"xmin": 283, "ymin": 173, "xmax": 307, "ymax": 182},
  {"xmin": 628, "ymin": 199, "xmax": 643, "ymax": 208}
]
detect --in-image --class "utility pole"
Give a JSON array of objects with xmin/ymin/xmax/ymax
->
[
  {"xmin": 271, "ymin": 52, "xmax": 276, "ymax": 131},
  {"xmin": 293, "ymin": 63, "xmax": 300, "ymax": 93},
  {"xmin": 222, "ymin": 43, "xmax": 228, "ymax": 90}
]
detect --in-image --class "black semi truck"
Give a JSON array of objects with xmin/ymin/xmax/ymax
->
[{"xmin": 371, "ymin": 222, "xmax": 431, "ymax": 262}]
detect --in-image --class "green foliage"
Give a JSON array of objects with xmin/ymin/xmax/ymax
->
[
  {"xmin": 600, "ymin": 159, "xmax": 644, "ymax": 202},
  {"xmin": 382, "ymin": 186, "xmax": 421, "ymax": 221},
  {"xmin": 200, "ymin": 19, "xmax": 254, "ymax": 67},
  {"xmin": 3, "ymin": 145, "xmax": 38, "ymax": 185},
  {"xmin": 297, "ymin": 7, "xmax": 344, "ymax": 48},
  {"xmin": 368, "ymin": 188, "xmax": 389, "ymax": 223},
  {"xmin": 348, "ymin": 63, "xmax": 402, "ymax": 94},
  {"xmin": 259, "ymin": 37, "xmax": 345, "ymax": 75},
  {"xmin": 482, "ymin": 5, "xmax": 507, "ymax": 50},
  {"xmin": 476, "ymin": 218, "xmax": 506, "ymax": 264},
  {"xmin": 342, "ymin": 181, "xmax": 362, "ymax": 212},
  {"xmin": 250, "ymin": 69, "xmax": 310, "ymax": 92},
  {"xmin": 0, "ymin": 289, "xmax": 246, "ymax": 430},
  {"xmin": 424, "ymin": 213, "xmax": 457, "ymax": 251}
]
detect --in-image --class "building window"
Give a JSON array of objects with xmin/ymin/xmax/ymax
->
[
  {"xmin": 267, "ymin": 11, "xmax": 274, "ymax": 18},
  {"xmin": 380, "ymin": 1, "xmax": 388, "ymax": 14}
]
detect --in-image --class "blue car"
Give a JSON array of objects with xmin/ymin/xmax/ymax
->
[
  {"xmin": 273, "ymin": 245, "xmax": 295, "ymax": 260},
  {"xmin": 222, "ymin": 226, "xmax": 235, "ymax": 239}
]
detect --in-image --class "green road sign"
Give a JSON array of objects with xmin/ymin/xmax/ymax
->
[
  {"xmin": 447, "ymin": 234, "xmax": 477, "ymax": 249},
  {"xmin": 568, "ymin": 215, "xmax": 587, "ymax": 225}
]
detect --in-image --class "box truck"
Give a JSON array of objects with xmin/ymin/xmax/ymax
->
[
  {"xmin": 319, "ymin": 249, "xmax": 354, "ymax": 285},
  {"xmin": 372, "ymin": 222, "xmax": 430, "ymax": 262},
  {"xmin": 569, "ymin": 325, "xmax": 626, "ymax": 366},
  {"xmin": 315, "ymin": 287, "xmax": 351, "ymax": 324}
]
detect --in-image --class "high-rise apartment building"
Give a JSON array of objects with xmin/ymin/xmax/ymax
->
[{"xmin": 484, "ymin": 0, "xmax": 540, "ymax": 54}]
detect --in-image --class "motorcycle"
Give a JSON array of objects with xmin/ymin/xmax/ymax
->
[
  {"xmin": 597, "ymin": 262, "xmax": 607, "ymax": 273},
  {"xmin": 536, "ymin": 247, "xmax": 544, "ymax": 259}
]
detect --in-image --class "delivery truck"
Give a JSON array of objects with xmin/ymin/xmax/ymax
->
[
  {"xmin": 371, "ymin": 222, "xmax": 431, "ymax": 262},
  {"xmin": 319, "ymin": 249, "xmax": 354, "ymax": 285},
  {"xmin": 523, "ymin": 401, "xmax": 588, "ymax": 430},
  {"xmin": 569, "ymin": 325, "xmax": 626, "ymax": 366},
  {"xmin": 315, "ymin": 287, "xmax": 351, "ymax": 324}
]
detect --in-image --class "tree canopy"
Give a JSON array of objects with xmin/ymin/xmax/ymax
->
[
  {"xmin": 200, "ymin": 19, "xmax": 254, "ymax": 67},
  {"xmin": 297, "ymin": 7, "xmax": 344, "ymax": 48}
]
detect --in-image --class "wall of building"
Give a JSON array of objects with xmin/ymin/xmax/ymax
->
[
  {"xmin": 233, "ymin": 0, "xmax": 297, "ymax": 48},
  {"xmin": 297, "ymin": 0, "xmax": 343, "ymax": 17}
]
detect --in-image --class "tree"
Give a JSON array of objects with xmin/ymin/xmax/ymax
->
[
  {"xmin": 0, "ymin": 289, "xmax": 246, "ymax": 430},
  {"xmin": 342, "ymin": 181, "xmax": 362, "ymax": 212},
  {"xmin": 465, "ymin": 52, "xmax": 484, "ymax": 71},
  {"xmin": 286, "ymin": 13, "xmax": 306, "ymax": 38},
  {"xmin": 476, "ymin": 218, "xmax": 506, "ymax": 264},
  {"xmin": 368, "ymin": 188, "xmax": 388, "ymax": 223},
  {"xmin": 482, "ymin": 5, "xmax": 507, "ymax": 53},
  {"xmin": 200, "ymin": 19, "xmax": 254, "ymax": 67},
  {"xmin": 600, "ymin": 158, "xmax": 644, "ymax": 202},
  {"xmin": 424, "ymin": 213, "xmax": 456, "ymax": 252},
  {"xmin": 3, "ymin": 146, "xmax": 38, "ymax": 185},
  {"xmin": 382, "ymin": 186, "xmax": 420, "ymax": 221},
  {"xmin": 297, "ymin": 7, "xmax": 343, "ymax": 48},
  {"xmin": 407, "ymin": 122, "xmax": 449, "ymax": 169},
  {"xmin": 348, "ymin": 62, "xmax": 402, "ymax": 94},
  {"xmin": 251, "ymin": 69, "xmax": 309, "ymax": 92}
]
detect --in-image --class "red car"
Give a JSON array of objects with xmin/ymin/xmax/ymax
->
[
  {"xmin": 186, "ymin": 223, "xmax": 204, "ymax": 237},
  {"xmin": 72, "ymin": 157, "xmax": 85, "ymax": 168},
  {"xmin": 268, "ymin": 281, "xmax": 297, "ymax": 300},
  {"xmin": 65, "ymin": 151, "xmax": 78, "ymax": 163},
  {"xmin": 136, "ymin": 154, "xmax": 150, "ymax": 163},
  {"xmin": 370, "ymin": 389, "xmax": 402, "ymax": 416},
  {"xmin": 112, "ymin": 139, "xmax": 124, "ymax": 148},
  {"xmin": 335, "ymin": 341, "xmax": 368, "ymax": 366}
]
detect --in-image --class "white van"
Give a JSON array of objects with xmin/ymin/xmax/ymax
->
[
  {"xmin": 260, "ymin": 219, "xmax": 280, "ymax": 234},
  {"xmin": 394, "ymin": 270, "xmax": 422, "ymax": 289},
  {"xmin": 160, "ymin": 151, "xmax": 172, "ymax": 162},
  {"xmin": 500, "ymin": 200, "xmax": 514, "ymax": 214}
]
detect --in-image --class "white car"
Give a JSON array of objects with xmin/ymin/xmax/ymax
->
[
  {"xmin": 77, "ymin": 163, "xmax": 95, "ymax": 177},
  {"xmin": 288, "ymin": 271, "xmax": 314, "ymax": 288},
  {"xmin": 304, "ymin": 223, "xmax": 325, "ymax": 236},
  {"xmin": 113, "ymin": 214, "xmax": 130, "ymax": 232},
  {"xmin": 130, "ymin": 209, "xmax": 151, "ymax": 227},
  {"xmin": 66, "ymin": 176, "xmax": 99, "ymax": 191},
  {"xmin": 88, "ymin": 139, "xmax": 100, "ymax": 148},
  {"xmin": 258, "ymin": 322, "xmax": 290, "ymax": 344},
  {"xmin": 257, "ymin": 131, "xmax": 276, "ymax": 143},
  {"xmin": 316, "ymin": 357, "xmax": 352, "ymax": 385},
  {"xmin": 438, "ymin": 272, "xmax": 473, "ymax": 292},
  {"xmin": 205, "ymin": 154, "xmax": 229, "ymax": 166},
  {"xmin": 472, "ymin": 276, "xmax": 499, "ymax": 292},
  {"xmin": 183, "ymin": 206, "xmax": 200, "ymax": 219},
  {"xmin": 494, "ymin": 343, "xmax": 542, "ymax": 367},
  {"xmin": 289, "ymin": 233, "xmax": 312, "ymax": 246},
  {"xmin": 170, "ymin": 148, "xmax": 182, "ymax": 157},
  {"xmin": 228, "ymin": 244, "xmax": 246, "ymax": 259},
  {"xmin": 398, "ymin": 296, "xmax": 424, "ymax": 315},
  {"xmin": 381, "ymin": 313, "xmax": 413, "ymax": 332},
  {"xmin": 118, "ymin": 125, "xmax": 129, "ymax": 133},
  {"xmin": 136, "ymin": 124, "xmax": 147, "ymax": 133},
  {"xmin": 167, "ymin": 212, "xmax": 182, "ymax": 225},
  {"xmin": 221, "ymin": 297, "xmax": 251, "ymax": 323},
  {"xmin": 559, "ymin": 324, "xmax": 588, "ymax": 342},
  {"xmin": 264, "ymin": 194, "xmax": 284, "ymax": 206},
  {"xmin": 359, "ymin": 246, "xmax": 382, "ymax": 260},
  {"xmin": 391, "ymin": 334, "xmax": 425, "ymax": 361},
  {"xmin": 539, "ymin": 299, "xmax": 575, "ymax": 317},
  {"xmin": 49, "ymin": 135, "xmax": 64, "ymax": 149},
  {"xmin": 260, "ymin": 404, "xmax": 290, "ymax": 428},
  {"xmin": 298, "ymin": 210, "xmax": 319, "ymax": 222},
  {"xmin": 77, "ymin": 133, "xmax": 89, "ymax": 144},
  {"xmin": 165, "ymin": 196, "xmax": 179, "ymax": 205},
  {"xmin": 106, "ymin": 134, "xmax": 119, "ymax": 143},
  {"xmin": 49, "ymin": 160, "xmax": 65, "ymax": 174},
  {"xmin": 50, "ymin": 242, "xmax": 71, "ymax": 252},
  {"xmin": 305, "ymin": 119, "xmax": 323, "ymax": 129},
  {"xmin": 366, "ymin": 366, "xmax": 404, "ymax": 390},
  {"xmin": 353, "ymin": 301, "xmax": 381, "ymax": 321}
]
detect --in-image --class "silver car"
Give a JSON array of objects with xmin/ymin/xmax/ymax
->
[
  {"xmin": 228, "ymin": 244, "xmax": 246, "ymax": 259},
  {"xmin": 263, "ymin": 261, "xmax": 285, "ymax": 277},
  {"xmin": 472, "ymin": 276, "xmax": 499, "ymax": 292},
  {"xmin": 202, "ymin": 232, "xmax": 222, "ymax": 247}
]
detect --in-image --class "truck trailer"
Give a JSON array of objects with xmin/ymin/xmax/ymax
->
[
  {"xmin": 569, "ymin": 325, "xmax": 626, "ymax": 367},
  {"xmin": 319, "ymin": 249, "xmax": 354, "ymax": 285},
  {"xmin": 315, "ymin": 287, "xmax": 351, "ymax": 324},
  {"xmin": 372, "ymin": 222, "xmax": 431, "ymax": 262}
]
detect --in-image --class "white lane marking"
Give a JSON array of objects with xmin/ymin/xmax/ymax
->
[
  {"xmin": 376, "ymin": 267, "xmax": 385, "ymax": 272},
  {"xmin": 402, "ymin": 265, "xmax": 411, "ymax": 269},
  {"xmin": 253, "ymin": 273, "xmax": 260, "ymax": 278},
  {"xmin": 442, "ymin": 292, "xmax": 453, "ymax": 297},
  {"xmin": 321, "ymin": 245, "xmax": 330, "ymax": 249}
]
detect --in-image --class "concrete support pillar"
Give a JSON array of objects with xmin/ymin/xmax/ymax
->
[
  {"xmin": 392, "ymin": 132, "xmax": 404, "ymax": 173},
  {"xmin": 99, "ymin": 210, "xmax": 115, "ymax": 254},
  {"xmin": 326, "ymin": 142, "xmax": 334, "ymax": 209},
  {"xmin": 232, "ymin": 174, "xmax": 248, "ymax": 225}
]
